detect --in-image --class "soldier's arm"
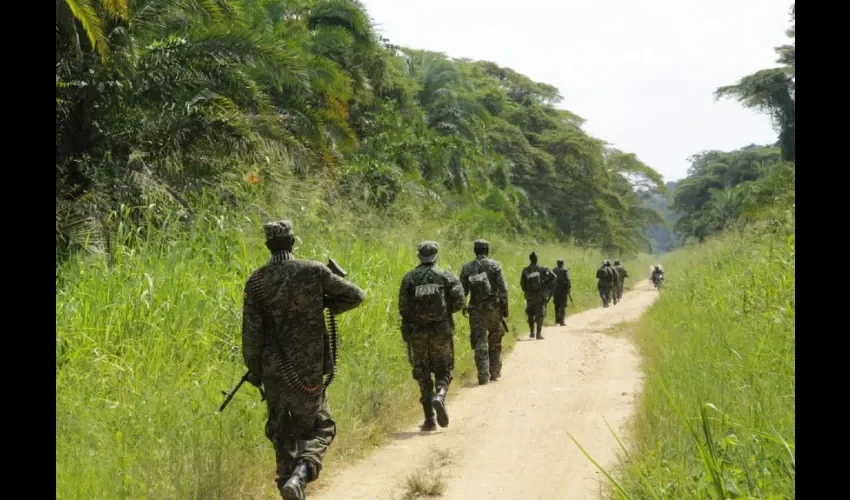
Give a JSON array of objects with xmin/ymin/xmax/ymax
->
[
  {"xmin": 520, "ymin": 271, "xmax": 527, "ymax": 292},
  {"xmin": 547, "ymin": 269, "xmax": 558, "ymax": 294},
  {"xmin": 459, "ymin": 265, "xmax": 471, "ymax": 299},
  {"xmin": 493, "ymin": 264, "xmax": 509, "ymax": 313},
  {"xmin": 241, "ymin": 278, "xmax": 265, "ymax": 378},
  {"xmin": 398, "ymin": 275, "xmax": 411, "ymax": 322},
  {"xmin": 444, "ymin": 272, "xmax": 466, "ymax": 314},
  {"xmin": 321, "ymin": 266, "xmax": 366, "ymax": 315}
]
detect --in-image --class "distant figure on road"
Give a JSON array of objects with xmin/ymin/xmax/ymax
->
[
  {"xmin": 596, "ymin": 260, "xmax": 616, "ymax": 307},
  {"xmin": 613, "ymin": 259, "xmax": 629, "ymax": 304},
  {"xmin": 651, "ymin": 264, "xmax": 664, "ymax": 289},
  {"xmin": 552, "ymin": 260, "xmax": 571, "ymax": 326},
  {"xmin": 520, "ymin": 252, "xmax": 557, "ymax": 340},
  {"xmin": 399, "ymin": 241, "xmax": 465, "ymax": 431}
]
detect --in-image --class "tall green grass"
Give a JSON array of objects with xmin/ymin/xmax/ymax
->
[
  {"xmin": 55, "ymin": 193, "xmax": 649, "ymax": 499},
  {"xmin": 602, "ymin": 214, "xmax": 795, "ymax": 499}
]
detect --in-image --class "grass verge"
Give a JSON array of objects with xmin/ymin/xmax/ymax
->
[{"xmin": 587, "ymin": 218, "xmax": 794, "ymax": 498}]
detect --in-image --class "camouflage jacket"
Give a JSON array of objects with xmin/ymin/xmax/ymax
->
[
  {"xmin": 241, "ymin": 258, "xmax": 366, "ymax": 388},
  {"xmin": 552, "ymin": 267, "xmax": 571, "ymax": 294},
  {"xmin": 596, "ymin": 266, "xmax": 615, "ymax": 285},
  {"xmin": 614, "ymin": 265, "xmax": 629, "ymax": 282},
  {"xmin": 399, "ymin": 263, "xmax": 465, "ymax": 330},
  {"xmin": 520, "ymin": 264, "xmax": 557, "ymax": 300},
  {"xmin": 460, "ymin": 256, "xmax": 509, "ymax": 314}
]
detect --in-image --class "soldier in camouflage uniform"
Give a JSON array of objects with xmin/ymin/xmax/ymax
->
[
  {"xmin": 241, "ymin": 220, "xmax": 366, "ymax": 500},
  {"xmin": 610, "ymin": 259, "xmax": 621, "ymax": 306},
  {"xmin": 613, "ymin": 259, "xmax": 628, "ymax": 303},
  {"xmin": 460, "ymin": 240, "xmax": 509, "ymax": 385},
  {"xmin": 596, "ymin": 260, "xmax": 616, "ymax": 307},
  {"xmin": 552, "ymin": 260, "xmax": 571, "ymax": 326},
  {"xmin": 520, "ymin": 252, "xmax": 557, "ymax": 340},
  {"xmin": 399, "ymin": 241, "xmax": 465, "ymax": 431}
]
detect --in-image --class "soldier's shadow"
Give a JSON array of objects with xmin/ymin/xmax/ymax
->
[{"xmin": 391, "ymin": 430, "xmax": 442, "ymax": 440}]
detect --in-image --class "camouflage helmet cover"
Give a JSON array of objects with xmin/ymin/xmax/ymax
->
[
  {"xmin": 417, "ymin": 241, "xmax": 439, "ymax": 263},
  {"xmin": 263, "ymin": 220, "xmax": 294, "ymax": 242}
]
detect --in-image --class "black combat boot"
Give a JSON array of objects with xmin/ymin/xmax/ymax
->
[
  {"xmin": 478, "ymin": 374, "xmax": 489, "ymax": 385},
  {"xmin": 536, "ymin": 323, "xmax": 544, "ymax": 340},
  {"xmin": 420, "ymin": 401, "xmax": 436, "ymax": 431},
  {"xmin": 280, "ymin": 461, "xmax": 310, "ymax": 500},
  {"xmin": 528, "ymin": 321, "xmax": 535, "ymax": 339},
  {"xmin": 432, "ymin": 386, "xmax": 449, "ymax": 428}
]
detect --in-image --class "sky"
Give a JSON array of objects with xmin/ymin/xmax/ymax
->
[{"xmin": 359, "ymin": 0, "xmax": 793, "ymax": 183}]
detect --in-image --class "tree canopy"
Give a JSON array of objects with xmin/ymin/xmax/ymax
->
[{"xmin": 56, "ymin": 0, "xmax": 669, "ymax": 259}]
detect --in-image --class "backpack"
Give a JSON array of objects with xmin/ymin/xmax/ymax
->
[
  {"xmin": 469, "ymin": 269, "xmax": 494, "ymax": 302},
  {"xmin": 558, "ymin": 269, "xmax": 571, "ymax": 290},
  {"xmin": 413, "ymin": 271, "xmax": 448, "ymax": 322},
  {"xmin": 525, "ymin": 269, "xmax": 542, "ymax": 292}
]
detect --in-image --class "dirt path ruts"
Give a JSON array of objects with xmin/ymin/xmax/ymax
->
[{"xmin": 309, "ymin": 280, "xmax": 660, "ymax": 500}]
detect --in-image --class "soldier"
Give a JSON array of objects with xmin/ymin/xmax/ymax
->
[
  {"xmin": 596, "ymin": 260, "xmax": 616, "ymax": 307},
  {"xmin": 552, "ymin": 260, "xmax": 571, "ymax": 326},
  {"xmin": 460, "ymin": 239, "xmax": 509, "ymax": 385},
  {"xmin": 651, "ymin": 264, "xmax": 664, "ymax": 289},
  {"xmin": 399, "ymin": 241, "xmax": 465, "ymax": 431},
  {"xmin": 613, "ymin": 259, "xmax": 629, "ymax": 303},
  {"xmin": 520, "ymin": 252, "xmax": 557, "ymax": 340},
  {"xmin": 241, "ymin": 220, "xmax": 366, "ymax": 500}
]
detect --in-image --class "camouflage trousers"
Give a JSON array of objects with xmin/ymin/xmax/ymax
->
[
  {"xmin": 407, "ymin": 327, "xmax": 455, "ymax": 403},
  {"xmin": 598, "ymin": 283, "xmax": 612, "ymax": 307},
  {"xmin": 468, "ymin": 308, "xmax": 505, "ymax": 381},
  {"xmin": 262, "ymin": 381, "xmax": 336, "ymax": 491},
  {"xmin": 614, "ymin": 281, "xmax": 625, "ymax": 302},
  {"xmin": 552, "ymin": 291, "xmax": 568, "ymax": 324},
  {"xmin": 525, "ymin": 296, "xmax": 546, "ymax": 334}
]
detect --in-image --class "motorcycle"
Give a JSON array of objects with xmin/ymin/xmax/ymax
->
[{"xmin": 651, "ymin": 274, "xmax": 664, "ymax": 290}]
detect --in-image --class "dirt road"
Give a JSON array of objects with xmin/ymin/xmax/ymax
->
[{"xmin": 310, "ymin": 280, "xmax": 660, "ymax": 500}]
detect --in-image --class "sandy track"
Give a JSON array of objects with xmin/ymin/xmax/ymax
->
[{"xmin": 309, "ymin": 280, "xmax": 660, "ymax": 500}]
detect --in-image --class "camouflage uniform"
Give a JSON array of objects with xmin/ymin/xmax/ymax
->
[
  {"xmin": 520, "ymin": 252, "xmax": 557, "ymax": 339},
  {"xmin": 399, "ymin": 241, "xmax": 465, "ymax": 431},
  {"xmin": 552, "ymin": 260, "xmax": 571, "ymax": 326},
  {"xmin": 460, "ymin": 240, "xmax": 509, "ymax": 385},
  {"xmin": 613, "ymin": 260, "xmax": 628, "ymax": 303},
  {"xmin": 596, "ymin": 260, "xmax": 615, "ymax": 307},
  {"xmin": 241, "ymin": 220, "xmax": 366, "ymax": 500}
]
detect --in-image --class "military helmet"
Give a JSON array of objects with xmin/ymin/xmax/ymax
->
[
  {"xmin": 614, "ymin": 259, "xmax": 621, "ymax": 265},
  {"xmin": 473, "ymin": 239, "xmax": 489, "ymax": 251},
  {"xmin": 556, "ymin": 259, "xmax": 564, "ymax": 266},
  {"xmin": 417, "ymin": 241, "xmax": 439, "ymax": 263}
]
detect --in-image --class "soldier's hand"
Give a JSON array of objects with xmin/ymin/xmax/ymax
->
[
  {"xmin": 462, "ymin": 307, "xmax": 469, "ymax": 317},
  {"xmin": 245, "ymin": 373, "xmax": 262, "ymax": 387}
]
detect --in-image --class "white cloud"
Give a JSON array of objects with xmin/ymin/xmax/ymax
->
[{"xmin": 361, "ymin": 0, "xmax": 792, "ymax": 182}]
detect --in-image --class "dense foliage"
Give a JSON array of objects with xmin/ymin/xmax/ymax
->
[
  {"xmin": 56, "ymin": 0, "xmax": 667, "ymax": 261},
  {"xmin": 669, "ymin": 3, "xmax": 795, "ymax": 244}
]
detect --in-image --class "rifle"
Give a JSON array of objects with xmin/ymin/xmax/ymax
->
[
  {"xmin": 323, "ymin": 258, "xmax": 346, "ymax": 389},
  {"xmin": 568, "ymin": 292, "xmax": 575, "ymax": 306},
  {"xmin": 500, "ymin": 317, "xmax": 510, "ymax": 333},
  {"xmin": 219, "ymin": 370, "xmax": 265, "ymax": 412}
]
